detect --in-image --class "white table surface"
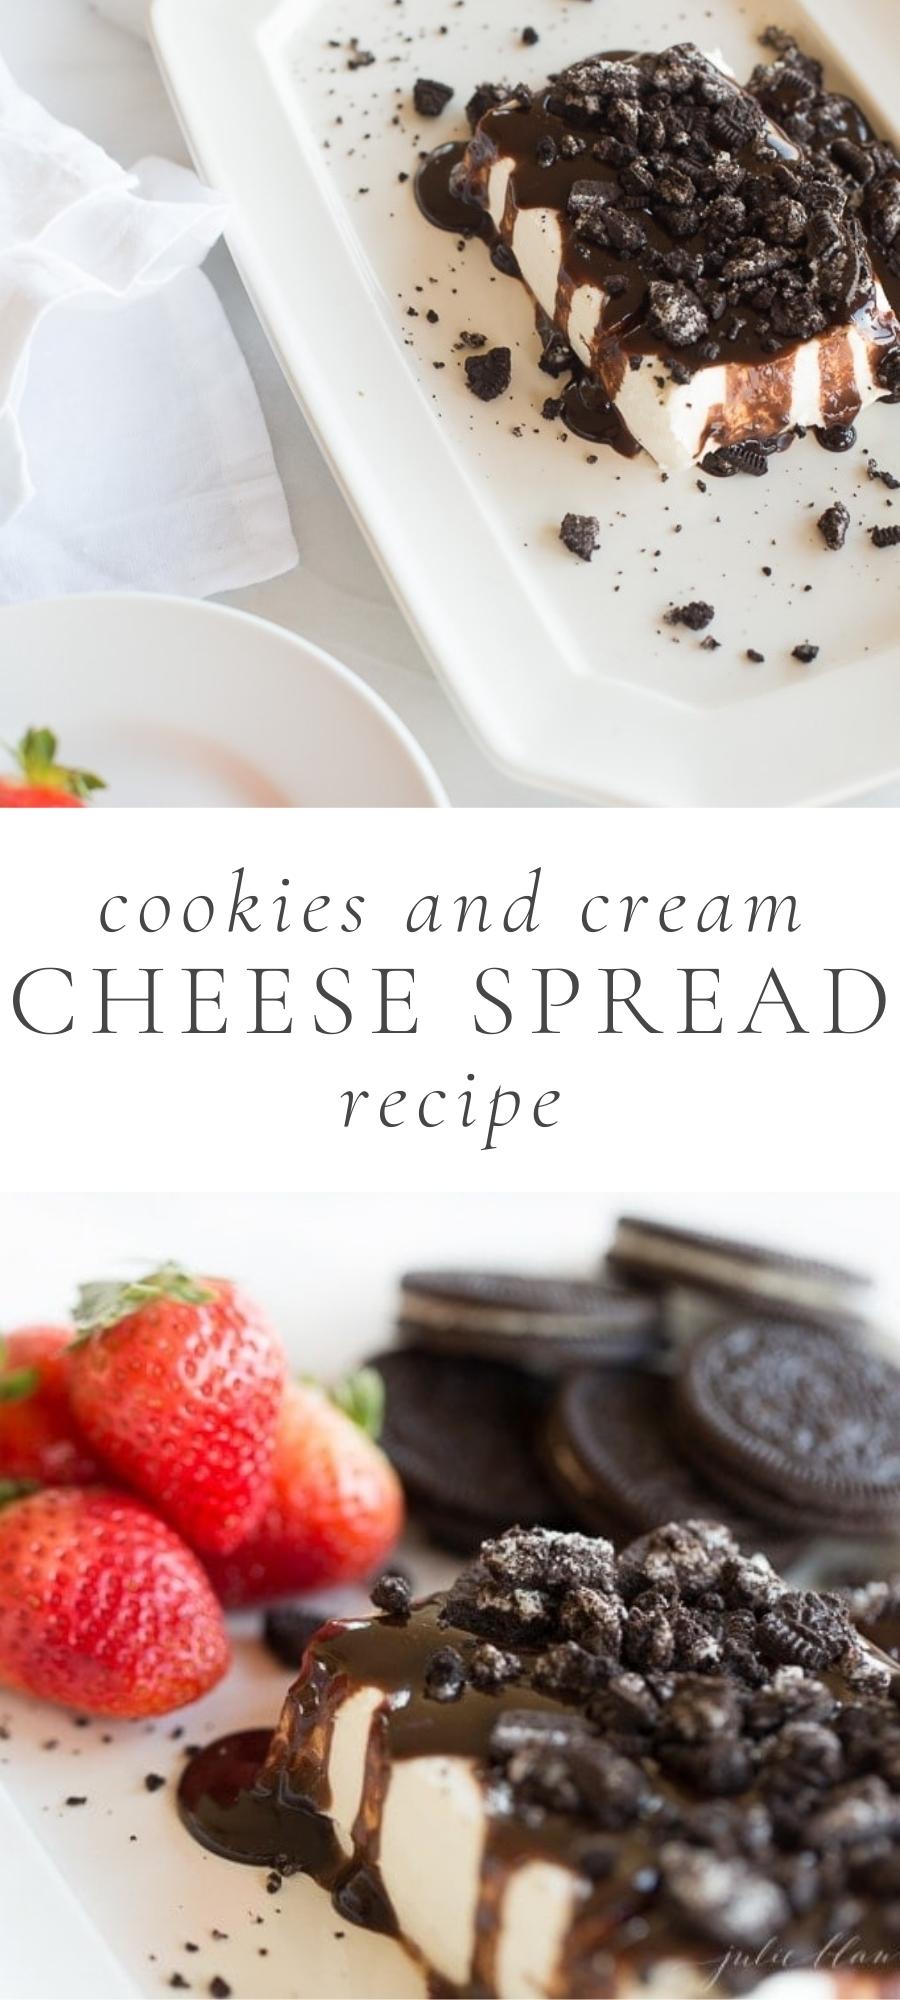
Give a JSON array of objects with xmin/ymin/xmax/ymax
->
[{"xmin": 3, "ymin": 0, "xmax": 898, "ymax": 809}]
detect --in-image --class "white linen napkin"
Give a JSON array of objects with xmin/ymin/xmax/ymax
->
[{"xmin": 0, "ymin": 63, "xmax": 297, "ymax": 601}]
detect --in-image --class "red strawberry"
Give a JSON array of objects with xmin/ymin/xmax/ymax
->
[
  {"xmin": 69, "ymin": 1266, "xmax": 285, "ymax": 1555},
  {"xmin": 0, "ymin": 1486, "xmax": 230, "ymax": 1716},
  {"xmin": 206, "ymin": 1371, "xmax": 405, "ymax": 1608},
  {"xmin": 0, "ymin": 728, "xmax": 105, "ymax": 807},
  {"xmin": 0, "ymin": 1327, "xmax": 99, "ymax": 1485}
]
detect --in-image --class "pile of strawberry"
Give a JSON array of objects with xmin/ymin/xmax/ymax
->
[{"xmin": 0, "ymin": 1267, "xmax": 403, "ymax": 1718}]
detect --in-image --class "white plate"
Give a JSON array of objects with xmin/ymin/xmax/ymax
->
[
  {"xmin": 151, "ymin": 0, "xmax": 900, "ymax": 806},
  {"xmin": 0, "ymin": 595, "xmax": 445, "ymax": 806}
]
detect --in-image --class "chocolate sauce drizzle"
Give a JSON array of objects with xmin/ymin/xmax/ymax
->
[{"xmin": 414, "ymin": 48, "xmax": 900, "ymax": 469}]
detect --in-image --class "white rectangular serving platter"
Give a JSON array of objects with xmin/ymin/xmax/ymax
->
[{"xmin": 151, "ymin": 0, "xmax": 900, "ymax": 805}]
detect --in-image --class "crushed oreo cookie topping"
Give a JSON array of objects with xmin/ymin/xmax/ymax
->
[
  {"xmin": 417, "ymin": 29, "xmax": 900, "ymax": 485},
  {"xmin": 191, "ymin": 1518, "xmax": 900, "ymax": 1999},
  {"xmin": 424, "ymin": 1643, "xmax": 467, "ymax": 1701},
  {"xmin": 426, "ymin": 1519, "xmax": 900, "ymax": 1970},
  {"xmin": 792, "ymin": 641, "xmax": 820, "ymax": 661},
  {"xmin": 748, "ymin": 32, "xmax": 900, "ymax": 302},
  {"xmin": 872, "ymin": 523, "xmax": 900, "ymax": 547},
  {"xmin": 480, "ymin": 42, "xmax": 887, "ymax": 368},
  {"xmin": 371, "ymin": 1572, "xmax": 413, "ymax": 1619}
]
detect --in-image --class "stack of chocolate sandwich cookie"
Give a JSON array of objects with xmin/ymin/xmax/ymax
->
[
  {"xmin": 371, "ymin": 1270, "xmax": 665, "ymax": 1554},
  {"xmin": 546, "ymin": 1315, "xmax": 900, "ymax": 1576},
  {"xmin": 607, "ymin": 1215, "xmax": 872, "ymax": 1348},
  {"xmin": 370, "ymin": 1233, "xmax": 895, "ymax": 1583},
  {"xmin": 396, "ymin": 1269, "xmax": 664, "ymax": 1373},
  {"xmin": 544, "ymin": 1366, "xmax": 805, "ymax": 1570},
  {"xmin": 674, "ymin": 1319, "xmax": 900, "ymax": 1541}
]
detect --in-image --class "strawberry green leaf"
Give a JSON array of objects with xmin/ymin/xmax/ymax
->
[
  {"xmin": 0, "ymin": 1366, "xmax": 40, "ymax": 1404},
  {"xmin": 74, "ymin": 1264, "xmax": 215, "ymax": 1336},
  {"xmin": 331, "ymin": 1367, "xmax": 385, "ymax": 1440},
  {"xmin": 8, "ymin": 727, "xmax": 106, "ymax": 800}
]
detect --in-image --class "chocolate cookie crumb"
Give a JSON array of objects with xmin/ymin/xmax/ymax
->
[
  {"xmin": 872, "ymin": 524, "xmax": 900, "ymax": 548},
  {"xmin": 666, "ymin": 601, "xmax": 715, "ymax": 631},
  {"xmin": 210, "ymin": 1982, "xmax": 232, "ymax": 1999},
  {"xmin": 818, "ymin": 502, "xmax": 850, "ymax": 551},
  {"xmin": 466, "ymin": 82, "xmax": 512, "ymax": 130},
  {"xmin": 747, "ymin": 649, "xmax": 765, "ymax": 663},
  {"xmin": 425, "ymin": 1645, "xmax": 468, "ymax": 1701},
  {"xmin": 539, "ymin": 330, "xmax": 577, "ymax": 378},
  {"xmin": 65, "ymin": 1795, "xmax": 87, "ymax": 1807},
  {"xmin": 414, "ymin": 78, "xmax": 454, "ymax": 118},
  {"xmin": 702, "ymin": 444, "xmax": 769, "ymax": 480},
  {"xmin": 868, "ymin": 461, "xmax": 900, "ymax": 490},
  {"xmin": 470, "ymin": 1642, "xmax": 523, "ymax": 1688},
  {"xmin": 371, "ymin": 1572, "xmax": 413, "ymax": 1619},
  {"xmin": 792, "ymin": 643, "xmax": 819, "ymax": 662},
  {"xmin": 144, "ymin": 1772, "xmax": 166, "ymax": 1793},
  {"xmin": 560, "ymin": 513, "xmax": 600, "ymax": 561},
  {"xmin": 464, "ymin": 347, "xmax": 511, "ymax": 400},
  {"xmin": 522, "ymin": 27, "xmax": 540, "ymax": 45},
  {"xmin": 700, "ymin": 636, "xmax": 720, "ymax": 651}
]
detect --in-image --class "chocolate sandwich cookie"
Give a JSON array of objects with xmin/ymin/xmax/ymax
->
[
  {"xmin": 544, "ymin": 1366, "xmax": 803, "ymax": 1568},
  {"xmin": 397, "ymin": 1270, "xmax": 663, "ymax": 1375},
  {"xmin": 372, "ymin": 1347, "xmax": 569, "ymax": 1553},
  {"xmin": 607, "ymin": 1215, "xmax": 870, "ymax": 1342},
  {"xmin": 676, "ymin": 1320, "xmax": 900, "ymax": 1537}
]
